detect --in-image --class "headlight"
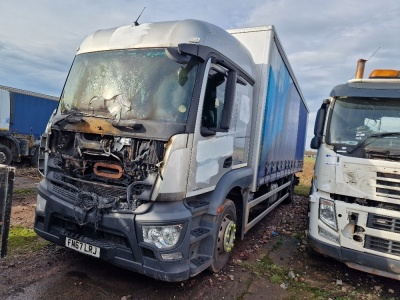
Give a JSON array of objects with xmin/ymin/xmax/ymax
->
[
  {"xmin": 36, "ymin": 194, "xmax": 47, "ymax": 214},
  {"xmin": 142, "ymin": 224, "xmax": 183, "ymax": 249},
  {"xmin": 319, "ymin": 198, "xmax": 337, "ymax": 230}
]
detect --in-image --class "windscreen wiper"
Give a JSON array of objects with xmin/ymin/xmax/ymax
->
[
  {"xmin": 348, "ymin": 132, "xmax": 400, "ymax": 154},
  {"xmin": 53, "ymin": 110, "xmax": 113, "ymax": 127},
  {"xmin": 53, "ymin": 111, "xmax": 89, "ymax": 126},
  {"xmin": 111, "ymin": 120, "xmax": 145, "ymax": 131}
]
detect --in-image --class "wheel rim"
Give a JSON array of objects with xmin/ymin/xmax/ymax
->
[
  {"xmin": 217, "ymin": 215, "xmax": 236, "ymax": 254},
  {"xmin": 0, "ymin": 152, "xmax": 6, "ymax": 164}
]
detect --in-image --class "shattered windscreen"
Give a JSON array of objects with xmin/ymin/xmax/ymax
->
[
  {"xmin": 59, "ymin": 49, "xmax": 199, "ymax": 124},
  {"xmin": 327, "ymin": 97, "xmax": 400, "ymax": 151}
]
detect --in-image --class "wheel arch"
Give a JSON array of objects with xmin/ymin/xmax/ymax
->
[
  {"xmin": 0, "ymin": 135, "xmax": 21, "ymax": 161},
  {"xmin": 204, "ymin": 167, "xmax": 252, "ymax": 237},
  {"xmin": 206, "ymin": 167, "xmax": 252, "ymax": 214}
]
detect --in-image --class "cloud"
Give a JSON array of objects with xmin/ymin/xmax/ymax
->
[
  {"xmin": 245, "ymin": 0, "xmax": 400, "ymax": 148},
  {"xmin": 0, "ymin": 0, "xmax": 399, "ymax": 149}
]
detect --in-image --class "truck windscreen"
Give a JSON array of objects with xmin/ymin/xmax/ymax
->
[
  {"xmin": 327, "ymin": 97, "xmax": 400, "ymax": 153},
  {"xmin": 59, "ymin": 48, "xmax": 199, "ymax": 124}
]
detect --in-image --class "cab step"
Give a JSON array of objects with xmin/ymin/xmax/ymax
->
[
  {"xmin": 189, "ymin": 255, "xmax": 212, "ymax": 277},
  {"xmin": 190, "ymin": 227, "xmax": 211, "ymax": 244},
  {"xmin": 185, "ymin": 199, "xmax": 210, "ymax": 216}
]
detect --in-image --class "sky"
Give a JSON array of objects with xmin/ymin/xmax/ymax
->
[{"xmin": 0, "ymin": 0, "xmax": 399, "ymax": 149}]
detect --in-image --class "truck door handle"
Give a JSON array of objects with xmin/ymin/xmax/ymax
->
[{"xmin": 223, "ymin": 156, "xmax": 232, "ymax": 168}]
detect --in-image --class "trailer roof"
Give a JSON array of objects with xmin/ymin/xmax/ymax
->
[{"xmin": 0, "ymin": 85, "xmax": 59, "ymax": 101}]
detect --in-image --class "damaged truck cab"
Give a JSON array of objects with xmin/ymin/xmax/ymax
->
[
  {"xmin": 34, "ymin": 20, "xmax": 308, "ymax": 281},
  {"xmin": 308, "ymin": 61, "xmax": 400, "ymax": 280}
]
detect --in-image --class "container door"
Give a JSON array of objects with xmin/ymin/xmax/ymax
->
[{"xmin": 0, "ymin": 89, "xmax": 10, "ymax": 131}]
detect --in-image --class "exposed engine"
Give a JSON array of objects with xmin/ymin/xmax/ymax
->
[{"xmin": 46, "ymin": 129, "xmax": 166, "ymax": 226}]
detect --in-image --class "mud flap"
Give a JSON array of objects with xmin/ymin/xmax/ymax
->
[{"xmin": 0, "ymin": 165, "xmax": 15, "ymax": 258}]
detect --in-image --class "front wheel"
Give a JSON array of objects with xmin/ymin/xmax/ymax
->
[
  {"xmin": 208, "ymin": 199, "xmax": 237, "ymax": 273},
  {"xmin": 0, "ymin": 144, "xmax": 12, "ymax": 165}
]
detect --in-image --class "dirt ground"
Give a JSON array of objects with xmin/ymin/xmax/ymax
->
[{"xmin": 1, "ymin": 166, "xmax": 400, "ymax": 300}]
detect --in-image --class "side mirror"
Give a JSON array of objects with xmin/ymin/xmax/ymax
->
[
  {"xmin": 311, "ymin": 102, "xmax": 328, "ymax": 149},
  {"xmin": 310, "ymin": 136, "xmax": 320, "ymax": 149},
  {"xmin": 165, "ymin": 48, "xmax": 190, "ymax": 64},
  {"xmin": 201, "ymin": 127, "xmax": 216, "ymax": 136}
]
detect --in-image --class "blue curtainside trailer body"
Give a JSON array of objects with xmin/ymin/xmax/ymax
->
[
  {"xmin": 257, "ymin": 46, "xmax": 308, "ymax": 185},
  {"xmin": 0, "ymin": 85, "xmax": 58, "ymax": 165},
  {"xmin": 228, "ymin": 27, "xmax": 308, "ymax": 192}
]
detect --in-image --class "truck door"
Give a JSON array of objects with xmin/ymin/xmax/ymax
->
[
  {"xmin": 186, "ymin": 60, "xmax": 251, "ymax": 196},
  {"xmin": 0, "ymin": 89, "xmax": 10, "ymax": 131}
]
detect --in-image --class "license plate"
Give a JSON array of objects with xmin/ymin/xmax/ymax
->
[{"xmin": 65, "ymin": 237, "xmax": 100, "ymax": 258}]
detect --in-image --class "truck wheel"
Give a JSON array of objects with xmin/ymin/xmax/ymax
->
[
  {"xmin": 31, "ymin": 146, "xmax": 39, "ymax": 167},
  {"xmin": 0, "ymin": 145, "xmax": 12, "ymax": 165},
  {"xmin": 208, "ymin": 199, "xmax": 237, "ymax": 273},
  {"xmin": 283, "ymin": 176, "xmax": 295, "ymax": 204}
]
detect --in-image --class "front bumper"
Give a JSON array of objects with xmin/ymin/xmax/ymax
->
[
  {"xmin": 34, "ymin": 179, "xmax": 192, "ymax": 282},
  {"xmin": 308, "ymin": 232, "xmax": 400, "ymax": 280}
]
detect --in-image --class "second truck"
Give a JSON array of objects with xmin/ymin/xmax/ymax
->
[
  {"xmin": 34, "ymin": 19, "xmax": 308, "ymax": 281},
  {"xmin": 309, "ymin": 59, "xmax": 400, "ymax": 280}
]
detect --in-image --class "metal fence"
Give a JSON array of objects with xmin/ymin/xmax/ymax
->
[{"xmin": 0, "ymin": 164, "xmax": 15, "ymax": 258}]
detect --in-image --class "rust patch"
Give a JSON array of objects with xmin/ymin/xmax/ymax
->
[
  {"xmin": 65, "ymin": 117, "xmax": 121, "ymax": 135},
  {"xmin": 93, "ymin": 162, "xmax": 123, "ymax": 179}
]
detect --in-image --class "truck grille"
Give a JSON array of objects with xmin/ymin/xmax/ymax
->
[
  {"xmin": 376, "ymin": 172, "xmax": 400, "ymax": 200},
  {"xmin": 367, "ymin": 213, "xmax": 400, "ymax": 234},
  {"xmin": 52, "ymin": 172, "xmax": 126, "ymax": 200},
  {"xmin": 365, "ymin": 235, "xmax": 400, "ymax": 257}
]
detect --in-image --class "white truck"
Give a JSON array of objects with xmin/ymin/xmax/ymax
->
[
  {"xmin": 308, "ymin": 60, "xmax": 400, "ymax": 280},
  {"xmin": 34, "ymin": 19, "xmax": 308, "ymax": 281}
]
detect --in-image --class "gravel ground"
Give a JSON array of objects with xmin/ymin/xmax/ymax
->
[{"xmin": 1, "ymin": 167, "xmax": 399, "ymax": 300}]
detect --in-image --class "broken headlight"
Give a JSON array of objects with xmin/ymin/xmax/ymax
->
[
  {"xmin": 142, "ymin": 224, "xmax": 183, "ymax": 249},
  {"xmin": 319, "ymin": 198, "xmax": 337, "ymax": 231},
  {"xmin": 36, "ymin": 194, "xmax": 47, "ymax": 215}
]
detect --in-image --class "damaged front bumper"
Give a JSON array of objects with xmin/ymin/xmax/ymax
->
[
  {"xmin": 34, "ymin": 179, "xmax": 193, "ymax": 282},
  {"xmin": 307, "ymin": 233, "xmax": 400, "ymax": 280}
]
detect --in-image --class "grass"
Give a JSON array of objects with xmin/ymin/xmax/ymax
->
[
  {"xmin": 6, "ymin": 226, "xmax": 49, "ymax": 255},
  {"xmin": 13, "ymin": 187, "xmax": 37, "ymax": 196},
  {"xmin": 294, "ymin": 157, "xmax": 315, "ymax": 197}
]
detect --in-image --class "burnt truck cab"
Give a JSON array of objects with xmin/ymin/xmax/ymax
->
[{"xmin": 34, "ymin": 20, "xmax": 255, "ymax": 281}]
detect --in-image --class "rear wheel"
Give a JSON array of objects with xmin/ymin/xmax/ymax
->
[
  {"xmin": 284, "ymin": 176, "xmax": 295, "ymax": 204},
  {"xmin": 208, "ymin": 199, "xmax": 237, "ymax": 273},
  {"xmin": 31, "ymin": 146, "xmax": 39, "ymax": 167},
  {"xmin": 0, "ymin": 144, "xmax": 12, "ymax": 165}
]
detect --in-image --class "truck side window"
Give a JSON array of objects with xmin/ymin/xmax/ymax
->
[{"xmin": 202, "ymin": 65, "xmax": 227, "ymax": 130}]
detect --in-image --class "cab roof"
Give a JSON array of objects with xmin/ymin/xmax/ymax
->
[{"xmin": 77, "ymin": 19, "xmax": 254, "ymax": 77}]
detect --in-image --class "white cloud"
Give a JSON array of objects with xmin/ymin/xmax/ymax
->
[{"xmin": 0, "ymin": 0, "xmax": 399, "ymax": 149}]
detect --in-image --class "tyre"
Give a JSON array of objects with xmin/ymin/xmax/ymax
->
[
  {"xmin": 208, "ymin": 199, "xmax": 237, "ymax": 273},
  {"xmin": 283, "ymin": 176, "xmax": 295, "ymax": 204},
  {"xmin": 0, "ymin": 144, "xmax": 12, "ymax": 165},
  {"xmin": 31, "ymin": 146, "xmax": 39, "ymax": 167}
]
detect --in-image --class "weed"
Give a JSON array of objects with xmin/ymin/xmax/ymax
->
[
  {"xmin": 271, "ymin": 237, "xmax": 283, "ymax": 251},
  {"xmin": 270, "ymin": 274, "xmax": 282, "ymax": 283},
  {"xmin": 239, "ymin": 247, "xmax": 359, "ymax": 300},
  {"xmin": 293, "ymin": 232, "xmax": 304, "ymax": 241}
]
